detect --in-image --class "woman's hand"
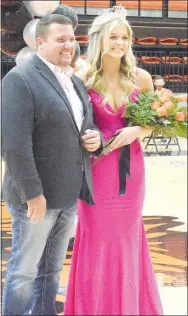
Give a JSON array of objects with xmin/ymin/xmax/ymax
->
[
  {"xmin": 109, "ymin": 126, "xmax": 141, "ymax": 151},
  {"xmin": 109, "ymin": 126, "xmax": 152, "ymax": 151}
]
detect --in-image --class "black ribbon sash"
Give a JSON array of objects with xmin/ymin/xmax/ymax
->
[{"xmin": 119, "ymin": 144, "xmax": 131, "ymax": 195}]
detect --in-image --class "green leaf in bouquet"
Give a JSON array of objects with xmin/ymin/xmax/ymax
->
[
  {"xmin": 152, "ymin": 125, "xmax": 177, "ymax": 138},
  {"xmin": 168, "ymin": 121, "xmax": 179, "ymax": 128},
  {"xmin": 152, "ymin": 120, "xmax": 188, "ymax": 138},
  {"xmin": 175, "ymin": 122, "xmax": 188, "ymax": 138},
  {"xmin": 177, "ymin": 105, "xmax": 188, "ymax": 113},
  {"xmin": 170, "ymin": 96, "xmax": 179, "ymax": 107},
  {"xmin": 138, "ymin": 91, "xmax": 157, "ymax": 104},
  {"xmin": 166, "ymin": 107, "xmax": 178, "ymax": 117}
]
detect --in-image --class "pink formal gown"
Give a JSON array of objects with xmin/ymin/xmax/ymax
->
[{"xmin": 64, "ymin": 89, "xmax": 163, "ymax": 315}]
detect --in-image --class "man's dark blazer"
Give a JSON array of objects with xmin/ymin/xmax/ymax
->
[{"xmin": 2, "ymin": 55, "xmax": 99, "ymax": 209}]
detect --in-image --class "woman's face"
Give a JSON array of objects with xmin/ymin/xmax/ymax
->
[{"xmin": 102, "ymin": 23, "xmax": 129, "ymax": 59}]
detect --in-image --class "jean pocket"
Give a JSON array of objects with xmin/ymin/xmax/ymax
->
[
  {"xmin": 18, "ymin": 204, "xmax": 29, "ymax": 220},
  {"xmin": 5, "ymin": 203, "xmax": 23, "ymax": 217}
]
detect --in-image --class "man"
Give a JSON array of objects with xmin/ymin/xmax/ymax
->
[
  {"xmin": 154, "ymin": 75, "xmax": 173, "ymax": 98},
  {"xmin": 2, "ymin": 14, "xmax": 102, "ymax": 315}
]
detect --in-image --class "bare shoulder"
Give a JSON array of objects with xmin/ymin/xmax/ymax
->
[
  {"xmin": 134, "ymin": 67, "xmax": 154, "ymax": 92},
  {"xmin": 74, "ymin": 69, "xmax": 88, "ymax": 83},
  {"xmin": 136, "ymin": 67, "xmax": 151, "ymax": 80},
  {"xmin": 74, "ymin": 59, "xmax": 90, "ymax": 83}
]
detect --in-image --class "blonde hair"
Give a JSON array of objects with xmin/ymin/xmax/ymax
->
[{"xmin": 86, "ymin": 13, "xmax": 137, "ymax": 106}]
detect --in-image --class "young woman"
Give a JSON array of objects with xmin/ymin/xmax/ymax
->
[{"xmin": 64, "ymin": 7, "xmax": 163, "ymax": 315}]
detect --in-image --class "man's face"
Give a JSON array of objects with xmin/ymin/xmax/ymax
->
[{"xmin": 37, "ymin": 23, "xmax": 76, "ymax": 68}]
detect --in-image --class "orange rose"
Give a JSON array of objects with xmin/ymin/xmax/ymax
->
[
  {"xmin": 156, "ymin": 107, "xmax": 168, "ymax": 117},
  {"xmin": 175, "ymin": 112, "xmax": 185, "ymax": 121},
  {"xmin": 163, "ymin": 101, "xmax": 174, "ymax": 109},
  {"xmin": 151, "ymin": 101, "xmax": 161, "ymax": 110},
  {"xmin": 160, "ymin": 95, "xmax": 170, "ymax": 103},
  {"xmin": 175, "ymin": 94, "xmax": 188, "ymax": 103}
]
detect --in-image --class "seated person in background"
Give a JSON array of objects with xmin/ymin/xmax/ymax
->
[{"xmin": 154, "ymin": 75, "xmax": 173, "ymax": 98}]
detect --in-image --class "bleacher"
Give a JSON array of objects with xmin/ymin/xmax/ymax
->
[
  {"xmin": 2, "ymin": 0, "xmax": 187, "ymax": 93},
  {"xmin": 65, "ymin": 0, "xmax": 187, "ymax": 93},
  {"xmin": 62, "ymin": 0, "xmax": 187, "ymax": 12}
]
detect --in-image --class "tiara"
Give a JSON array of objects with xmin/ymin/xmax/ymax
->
[{"xmin": 99, "ymin": 5, "xmax": 127, "ymax": 20}]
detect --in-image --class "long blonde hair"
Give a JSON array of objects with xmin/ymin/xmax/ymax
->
[{"xmin": 86, "ymin": 13, "xmax": 137, "ymax": 106}]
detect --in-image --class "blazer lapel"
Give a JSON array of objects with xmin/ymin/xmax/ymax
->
[
  {"xmin": 71, "ymin": 75, "xmax": 89, "ymax": 133},
  {"xmin": 32, "ymin": 55, "xmax": 80, "ymax": 136}
]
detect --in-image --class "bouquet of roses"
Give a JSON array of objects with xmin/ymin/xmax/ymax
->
[
  {"xmin": 94, "ymin": 92, "xmax": 187, "ymax": 162},
  {"xmin": 124, "ymin": 92, "xmax": 187, "ymax": 137}
]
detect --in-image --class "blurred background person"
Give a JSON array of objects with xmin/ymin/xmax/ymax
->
[{"xmin": 154, "ymin": 75, "xmax": 173, "ymax": 98}]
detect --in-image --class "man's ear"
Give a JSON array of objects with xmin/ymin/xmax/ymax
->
[{"xmin": 36, "ymin": 37, "xmax": 44, "ymax": 48}]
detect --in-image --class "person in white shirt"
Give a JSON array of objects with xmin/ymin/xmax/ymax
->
[
  {"xmin": 2, "ymin": 14, "xmax": 102, "ymax": 316},
  {"xmin": 154, "ymin": 75, "xmax": 173, "ymax": 98}
]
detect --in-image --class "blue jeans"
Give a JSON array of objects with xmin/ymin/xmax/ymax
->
[{"xmin": 2, "ymin": 203, "xmax": 76, "ymax": 315}]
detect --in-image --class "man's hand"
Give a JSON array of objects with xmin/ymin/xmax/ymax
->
[
  {"xmin": 27, "ymin": 194, "xmax": 46, "ymax": 221},
  {"xmin": 82, "ymin": 129, "xmax": 101, "ymax": 152}
]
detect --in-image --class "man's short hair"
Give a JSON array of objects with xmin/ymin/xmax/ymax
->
[{"xmin": 36, "ymin": 14, "xmax": 73, "ymax": 39}]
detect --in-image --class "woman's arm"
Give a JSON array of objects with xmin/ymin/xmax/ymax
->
[
  {"xmin": 107, "ymin": 69, "xmax": 155, "ymax": 151},
  {"xmin": 137, "ymin": 67, "xmax": 154, "ymax": 94},
  {"xmin": 136, "ymin": 68, "xmax": 154, "ymax": 138}
]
